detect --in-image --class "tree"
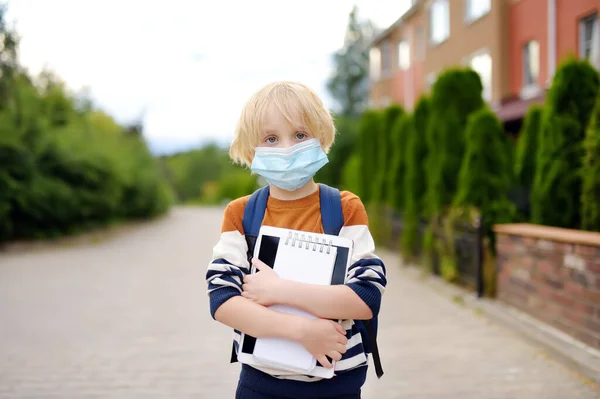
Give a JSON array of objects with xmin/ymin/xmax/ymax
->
[
  {"xmin": 425, "ymin": 68, "xmax": 485, "ymax": 216},
  {"xmin": 454, "ymin": 108, "xmax": 515, "ymax": 235},
  {"xmin": 326, "ymin": 6, "xmax": 375, "ymax": 117},
  {"xmin": 315, "ymin": 115, "xmax": 359, "ymax": 188},
  {"xmin": 375, "ymin": 104, "xmax": 403, "ymax": 204},
  {"xmin": 531, "ymin": 57, "xmax": 600, "ymax": 228},
  {"xmin": 514, "ymin": 105, "xmax": 542, "ymax": 189},
  {"xmin": 0, "ymin": 2, "xmax": 173, "ymax": 242},
  {"xmin": 513, "ymin": 105, "xmax": 542, "ymax": 220},
  {"xmin": 402, "ymin": 96, "xmax": 430, "ymax": 258},
  {"xmin": 357, "ymin": 109, "xmax": 382, "ymax": 202},
  {"xmin": 581, "ymin": 90, "xmax": 600, "ymax": 231},
  {"xmin": 387, "ymin": 112, "xmax": 411, "ymax": 211},
  {"xmin": 0, "ymin": 3, "xmax": 18, "ymax": 110}
]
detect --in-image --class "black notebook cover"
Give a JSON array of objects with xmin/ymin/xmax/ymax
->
[{"xmin": 240, "ymin": 233, "xmax": 350, "ymax": 358}]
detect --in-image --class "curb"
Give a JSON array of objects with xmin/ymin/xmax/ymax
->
[{"xmin": 399, "ymin": 261, "xmax": 600, "ymax": 388}]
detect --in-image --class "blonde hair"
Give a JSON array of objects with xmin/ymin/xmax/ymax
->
[{"xmin": 229, "ymin": 81, "xmax": 336, "ymax": 167}]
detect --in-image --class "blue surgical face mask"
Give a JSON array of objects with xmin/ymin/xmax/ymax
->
[{"xmin": 250, "ymin": 139, "xmax": 329, "ymax": 191}]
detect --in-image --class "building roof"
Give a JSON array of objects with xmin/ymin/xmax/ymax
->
[{"xmin": 369, "ymin": 0, "xmax": 423, "ymax": 47}]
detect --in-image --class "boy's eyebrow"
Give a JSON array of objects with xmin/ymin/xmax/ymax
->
[{"xmin": 263, "ymin": 125, "xmax": 308, "ymax": 135}]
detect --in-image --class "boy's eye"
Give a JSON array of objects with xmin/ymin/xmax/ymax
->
[
  {"xmin": 265, "ymin": 136, "xmax": 278, "ymax": 144},
  {"xmin": 295, "ymin": 132, "xmax": 308, "ymax": 140}
]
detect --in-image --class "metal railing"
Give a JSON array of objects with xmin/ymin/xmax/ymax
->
[{"xmin": 388, "ymin": 211, "xmax": 485, "ymax": 297}]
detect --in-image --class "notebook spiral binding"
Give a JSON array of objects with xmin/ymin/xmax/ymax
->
[{"xmin": 284, "ymin": 231, "xmax": 334, "ymax": 254}]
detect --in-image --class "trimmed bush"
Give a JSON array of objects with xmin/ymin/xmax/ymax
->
[
  {"xmin": 357, "ymin": 109, "xmax": 382, "ymax": 202},
  {"xmin": 515, "ymin": 105, "xmax": 542, "ymax": 189},
  {"xmin": 425, "ymin": 68, "xmax": 485, "ymax": 216},
  {"xmin": 531, "ymin": 58, "xmax": 600, "ymax": 228},
  {"xmin": 374, "ymin": 105, "xmax": 404, "ymax": 204},
  {"xmin": 454, "ymin": 108, "xmax": 516, "ymax": 240},
  {"xmin": 513, "ymin": 105, "xmax": 542, "ymax": 220},
  {"xmin": 422, "ymin": 68, "xmax": 484, "ymax": 279},
  {"xmin": 582, "ymin": 90, "xmax": 600, "ymax": 231},
  {"xmin": 402, "ymin": 96, "xmax": 430, "ymax": 259},
  {"xmin": 341, "ymin": 153, "xmax": 362, "ymax": 195},
  {"xmin": 387, "ymin": 113, "xmax": 412, "ymax": 212},
  {"xmin": 315, "ymin": 115, "xmax": 359, "ymax": 188}
]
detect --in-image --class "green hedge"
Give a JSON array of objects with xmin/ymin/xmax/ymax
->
[
  {"xmin": 388, "ymin": 112, "xmax": 412, "ymax": 212},
  {"xmin": 531, "ymin": 58, "xmax": 600, "ymax": 228},
  {"xmin": 0, "ymin": 9, "xmax": 172, "ymax": 241},
  {"xmin": 582, "ymin": 90, "xmax": 600, "ymax": 231},
  {"xmin": 357, "ymin": 109, "xmax": 382, "ymax": 202},
  {"xmin": 454, "ymin": 108, "xmax": 515, "ymax": 242},
  {"xmin": 316, "ymin": 115, "xmax": 359, "ymax": 189},
  {"xmin": 425, "ymin": 68, "xmax": 485, "ymax": 216},
  {"xmin": 376, "ymin": 105, "xmax": 404, "ymax": 204},
  {"xmin": 514, "ymin": 105, "xmax": 542, "ymax": 190},
  {"xmin": 401, "ymin": 96, "xmax": 430, "ymax": 259}
]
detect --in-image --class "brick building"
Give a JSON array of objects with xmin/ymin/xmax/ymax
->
[{"xmin": 368, "ymin": 0, "xmax": 599, "ymax": 125}]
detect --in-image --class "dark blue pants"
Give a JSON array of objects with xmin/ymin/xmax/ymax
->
[{"xmin": 235, "ymin": 384, "xmax": 361, "ymax": 399}]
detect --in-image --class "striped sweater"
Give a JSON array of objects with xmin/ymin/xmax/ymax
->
[{"xmin": 205, "ymin": 186, "xmax": 387, "ymax": 395}]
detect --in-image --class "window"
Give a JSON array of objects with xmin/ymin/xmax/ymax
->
[
  {"xmin": 523, "ymin": 40, "xmax": 540, "ymax": 88},
  {"xmin": 465, "ymin": 0, "xmax": 490, "ymax": 23},
  {"xmin": 429, "ymin": 0, "xmax": 450, "ymax": 45},
  {"xmin": 415, "ymin": 25, "xmax": 425, "ymax": 60},
  {"xmin": 579, "ymin": 13, "xmax": 599, "ymax": 69},
  {"xmin": 369, "ymin": 47, "xmax": 381, "ymax": 80},
  {"xmin": 468, "ymin": 50, "xmax": 492, "ymax": 101},
  {"xmin": 398, "ymin": 39, "xmax": 411, "ymax": 71},
  {"xmin": 381, "ymin": 41, "xmax": 392, "ymax": 76}
]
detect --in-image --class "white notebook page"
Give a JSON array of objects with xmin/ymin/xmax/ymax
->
[{"xmin": 252, "ymin": 241, "xmax": 338, "ymax": 373}]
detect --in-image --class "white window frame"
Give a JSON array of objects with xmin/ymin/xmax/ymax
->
[
  {"xmin": 381, "ymin": 40, "xmax": 393, "ymax": 77},
  {"xmin": 467, "ymin": 48, "xmax": 492, "ymax": 102},
  {"xmin": 521, "ymin": 40, "xmax": 541, "ymax": 99},
  {"xmin": 369, "ymin": 47, "xmax": 381, "ymax": 81},
  {"xmin": 428, "ymin": 0, "xmax": 450, "ymax": 46},
  {"xmin": 464, "ymin": 0, "xmax": 491, "ymax": 24},
  {"xmin": 579, "ymin": 12, "xmax": 599, "ymax": 69},
  {"xmin": 398, "ymin": 38, "xmax": 411, "ymax": 71}
]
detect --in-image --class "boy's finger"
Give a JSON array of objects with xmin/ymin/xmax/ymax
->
[
  {"xmin": 252, "ymin": 258, "xmax": 265, "ymax": 270},
  {"xmin": 336, "ymin": 343, "xmax": 347, "ymax": 354},
  {"xmin": 318, "ymin": 356, "xmax": 332, "ymax": 368},
  {"xmin": 334, "ymin": 322, "xmax": 346, "ymax": 335}
]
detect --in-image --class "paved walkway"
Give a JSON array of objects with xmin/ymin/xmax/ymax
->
[{"xmin": 0, "ymin": 207, "xmax": 598, "ymax": 399}]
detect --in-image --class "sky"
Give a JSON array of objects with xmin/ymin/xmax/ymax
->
[{"xmin": 7, "ymin": 0, "xmax": 411, "ymax": 154}]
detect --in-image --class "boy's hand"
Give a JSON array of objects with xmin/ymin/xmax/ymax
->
[
  {"xmin": 242, "ymin": 258, "xmax": 283, "ymax": 306},
  {"xmin": 298, "ymin": 318, "xmax": 348, "ymax": 369}
]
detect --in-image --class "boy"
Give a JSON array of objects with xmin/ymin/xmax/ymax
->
[{"xmin": 206, "ymin": 81, "xmax": 387, "ymax": 399}]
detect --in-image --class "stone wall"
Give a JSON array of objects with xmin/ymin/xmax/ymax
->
[{"xmin": 494, "ymin": 223, "xmax": 600, "ymax": 350}]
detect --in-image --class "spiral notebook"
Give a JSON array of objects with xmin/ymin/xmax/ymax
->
[{"xmin": 237, "ymin": 225, "xmax": 354, "ymax": 379}]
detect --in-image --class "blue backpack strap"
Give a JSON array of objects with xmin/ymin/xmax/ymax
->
[
  {"xmin": 318, "ymin": 183, "xmax": 344, "ymax": 235},
  {"xmin": 318, "ymin": 183, "xmax": 384, "ymax": 379},
  {"xmin": 242, "ymin": 185, "xmax": 270, "ymax": 237},
  {"xmin": 230, "ymin": 185, "xmax": 270, "ymax": 364}
]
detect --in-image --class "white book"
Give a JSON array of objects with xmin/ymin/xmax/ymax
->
[{"xmin": 237, "ymin": 226, "xmax": 354, "ymax": 379}]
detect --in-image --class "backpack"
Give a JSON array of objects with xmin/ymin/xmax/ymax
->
[{"xmin": 231, "ymin": 183, "xmax": 384, "ymax": 379}]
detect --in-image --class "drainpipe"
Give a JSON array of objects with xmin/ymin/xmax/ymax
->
[{"xmin": 548, "ymin": 0, "xmax": 556, "ymax": 85}]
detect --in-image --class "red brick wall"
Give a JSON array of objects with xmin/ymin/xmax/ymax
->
[
  {"xmin": 508, "ymin": 0, "xmax": 548, "ymax": 97},
  {"xmin": 556, "ymin": 0, "xmax": 598, "ymax": 64},
  {"xmin": 495, "ymin": 225, "xmax": 600, "ymax": 350}
]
